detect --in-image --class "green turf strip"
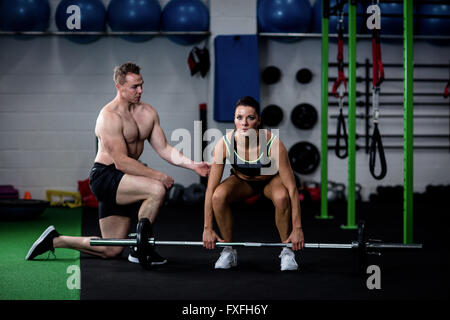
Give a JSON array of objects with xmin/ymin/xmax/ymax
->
[{"xmin": 0, "ymin": 207, "xmax": 82, "ymax": 300}]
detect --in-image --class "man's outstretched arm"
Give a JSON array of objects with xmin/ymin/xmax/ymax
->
[{"xmin": 148, "ymin": 111, "xmax": 210, "ymax": 177}]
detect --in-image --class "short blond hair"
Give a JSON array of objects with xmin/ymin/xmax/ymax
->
[{"xmin": 113, "ymin": 62, "xmax": 141, "ymax": 85}]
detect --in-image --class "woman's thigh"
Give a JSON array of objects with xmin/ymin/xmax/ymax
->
[
  {"xmin": 214, "ymin": 174, "xmax": 255, "ymax": 204},
  {"xmin": 263, "ymin": 175, "xmax": 289, "ymax": 202}
]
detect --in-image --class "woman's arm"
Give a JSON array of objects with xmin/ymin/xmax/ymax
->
[
  {"xmin": 148, "ymin": 109, "xmax": 210, "ymax": 177},
  {"xmin": 271, "ymin": 137, "xmax": 304, "ymax": 250},
  {"xmin": 203, "ymin": 138, "xmax": 227, "ymax": 249}
]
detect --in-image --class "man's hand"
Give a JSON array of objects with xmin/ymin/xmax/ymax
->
[
  {"xmin": 202, "ymin": 228, "xmax": 224, "ymax": 249},
  {"xmin": 159, "ymin": 173, "xmax": 174, "ymax": 189},
  {"xmin": 283, "ymin": 228, "xmax": 304, "ymax": 251},
  {"xmin": 194, "ymin": 162, "xmax": 211, "ymax": 177}
]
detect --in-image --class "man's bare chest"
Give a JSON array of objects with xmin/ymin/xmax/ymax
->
[{"xmin": 122, "ymin": 116, "xmax": 152, "ymax": 143}]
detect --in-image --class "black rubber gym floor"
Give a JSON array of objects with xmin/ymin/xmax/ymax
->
[{"xmin": 80, "ymin": 198, "xmax": 449, "ymax": 303}]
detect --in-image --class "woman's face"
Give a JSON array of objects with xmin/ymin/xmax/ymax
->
[{"xmin": 234, "ymin": 105, "xmax": 260, "ymax": 136}]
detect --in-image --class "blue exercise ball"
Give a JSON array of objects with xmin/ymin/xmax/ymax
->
[
  {"xmin": 311, "ymin": 0, "xmax": 321, "ymax": 33},
  {"xmin": 258, "ymin": 0, "xmax": 312, "ymax": 34},
  {"xmin": 258, "ymin": 0, "xmax": 312, "ymax": 43},
  {"xmin": 311, "ymin": 0, "xmax": 364, "ymax": 36},
  {"xmin": 417, "ymin": 3, "xmax": 450, "ymax": 46},
  {"xmin": 378, "ymin": 3, "xmax": 403, "ymax": 36},
  {"xmin": 55, "ymin": 0, "xmax": 106, "ymax": 44},
  {"xmin": 107, "ymin": 0, "xmax": 161, "ymax": 42},
  {"xmin": 161, "ymin": 0, "xmax": 210, "ymax": 46},
  {"xmin": 0, "ymin": 0, "xmax": 50, "ymax": 31}
]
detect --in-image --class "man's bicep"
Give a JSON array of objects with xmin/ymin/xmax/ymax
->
[
  {"xmin": 98, "ymin": 116, "xmax": 128, "ymax": 159},
  {"xmin": 148, "ymin": 114, "xmax": 168, "ymax": 152}
]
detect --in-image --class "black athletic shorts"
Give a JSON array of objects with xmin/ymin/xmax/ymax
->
[
  {"xmin": 89, "ymin": 162, "xmax": 142, "ymax": 219},
  {"xmin": 230, "ymin": 169, "xmax": 275, "ymax": 195}
]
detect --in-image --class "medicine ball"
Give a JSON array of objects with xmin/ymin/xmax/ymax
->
[
  {"xmin": 261, "ymin": 66, "xmax": 281, "ymax": 85},
  {"xmin": 0, "ymin": 0, "xmax": 50, "ymax": 32},
  {"xmin": 296, "ymin": 68, "xmax": 313, "ymax": 84},
  {"xmin": 291, "ymin": 103, "xmax": 318, "ymax": 130},
  {"xmin": 288, "ymin": 142, "xmax": 320, "ymax": 175},
  {"xmin": 56, "ymin": 0, "xmax": 106, "ymax": 44},
  {"xmin": 261, "ymin": 104, "xmax": 283, "ymax": 127},
  {"xmin": 183, "ymin": 183, "xmax": 206, "ymax": 206},
  {"xmin": 165, "ymin": 184, "xmax": 185, "ymax": 206}
]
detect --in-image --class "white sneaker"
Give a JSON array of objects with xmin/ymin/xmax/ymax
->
[
  {"xmin": 279, "ymin": 247, "xmax": 299, "ymax": 271},
  {"xmin": 214, "ymin": 246, "xmax": 237, "ymax": 269}
]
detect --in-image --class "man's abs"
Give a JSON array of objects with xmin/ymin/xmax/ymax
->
[{"xmin": 94, "ymin": 139, "xmax": 144, "ymax": 165}]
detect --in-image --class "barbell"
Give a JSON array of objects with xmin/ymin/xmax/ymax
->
[{"xmin": 90, "ymin": 218, "xmax": 422, "ymax": 271}]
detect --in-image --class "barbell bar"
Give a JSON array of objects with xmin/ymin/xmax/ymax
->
[
  {"xmin": 90, "ymin": 218, "xmax": 423, "ymax": 271},
  {"xmin": 120, "ymin": 235, "xmax": 422, "ymax": 251},
  {"xmin": 91, "ymin": 238, "xmax": 356, "ymax": 249}
]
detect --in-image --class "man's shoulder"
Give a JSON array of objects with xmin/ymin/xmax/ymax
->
[
  {"xmin": 99, "ymin": 106, "xmax": 120, "ymax": 119},
  {"xmin": 136, "ymin": 102, "xmax": 159, "ymax": 122},
  {"xmin": 138, "ymin": 102, "xmax": 156, "ymax": 114},
  {"xmin": 97, "ymin": 106, "xmax": 123, "ymax": 128}
]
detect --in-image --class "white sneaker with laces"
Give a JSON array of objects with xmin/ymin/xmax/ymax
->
[
  {"xmin": 214, "ymin": 246, "xmax": 237, "ymax": 269},
  {"xmin": 279, "ymin": 247, "xmax": 299, "ymax": 271}
]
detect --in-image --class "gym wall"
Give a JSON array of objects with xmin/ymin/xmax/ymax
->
[
  {"xmin": 0, "ymin": 0, "xmax": 449, "ymax": 201},
  {"xmin": 0, "ymin": 0, "xmax": 210, "ymax": 199},
  {"xmin": 259, "ymin": 38, "xmax": 450, "ymax": 200}
]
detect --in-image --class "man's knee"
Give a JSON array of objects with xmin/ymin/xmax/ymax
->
[{"xmin": 147, "ymin": 181, "xmax": 166, "ymax": 202}]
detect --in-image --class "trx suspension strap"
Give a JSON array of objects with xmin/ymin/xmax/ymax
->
[
  {"xmin": 331, "ymin": 1, "xmax": 348, "ymax": 159},
  {"xmin": 369, "ymin": 2, "xmax": 387, "ymax": 180}
]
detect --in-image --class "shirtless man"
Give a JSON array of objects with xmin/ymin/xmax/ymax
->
[{"xmin": 26, "ymin": 62, "xmax": 210, "ymax": 265}]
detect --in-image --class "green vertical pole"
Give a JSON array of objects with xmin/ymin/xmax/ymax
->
[
  {"xmin": 342, "ymin": 0, "xmax": 357, "ymax": 230},
  {"xmin": 318, "ymin": 0, "xmax": 333, "ymax": 220},
  {"xmin": 403, "ymin": 0, "xmax": 414, "ymax": 244}
]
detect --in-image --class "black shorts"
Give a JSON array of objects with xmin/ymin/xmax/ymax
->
[
  {"xmin": 89, "ymin": 162, "xmax": 142, "ymax": 219},
  {"xmin": 230, "ymin": 169, "xmax": 275, "ymax": 195}
]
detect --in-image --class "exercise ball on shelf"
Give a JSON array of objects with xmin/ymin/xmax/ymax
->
[
  {"xmin": 55, "ymin": 0, "xmax": 106, "ymax": 44},
  {"xmin": 311, "ymin": 0, "xmax": 364, "ymax": 37},
  {"xmin": 0, "ymin": 0, "xmax": 50, "ymax": 32},
  {"xmin": 378, "ymin": 2, "xmax": 403, "ymax": 36},
  {"xmin": 107, "ymin": 0, "xmax": 161, "ymax": 42},
  {"xmin": 161, "ymin": 0, "xmax": 210, "ymax": 46},
  {"xmin": 311, "ymin": 0, "xmax": 324, "ymax": 34},
  {"xmin": 416, "ymin": 3, "xmax": 450, "ymax": 46},
  {"xmin": 258, "ymin": 0, "xmax": 312, "ymax": 43}
]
